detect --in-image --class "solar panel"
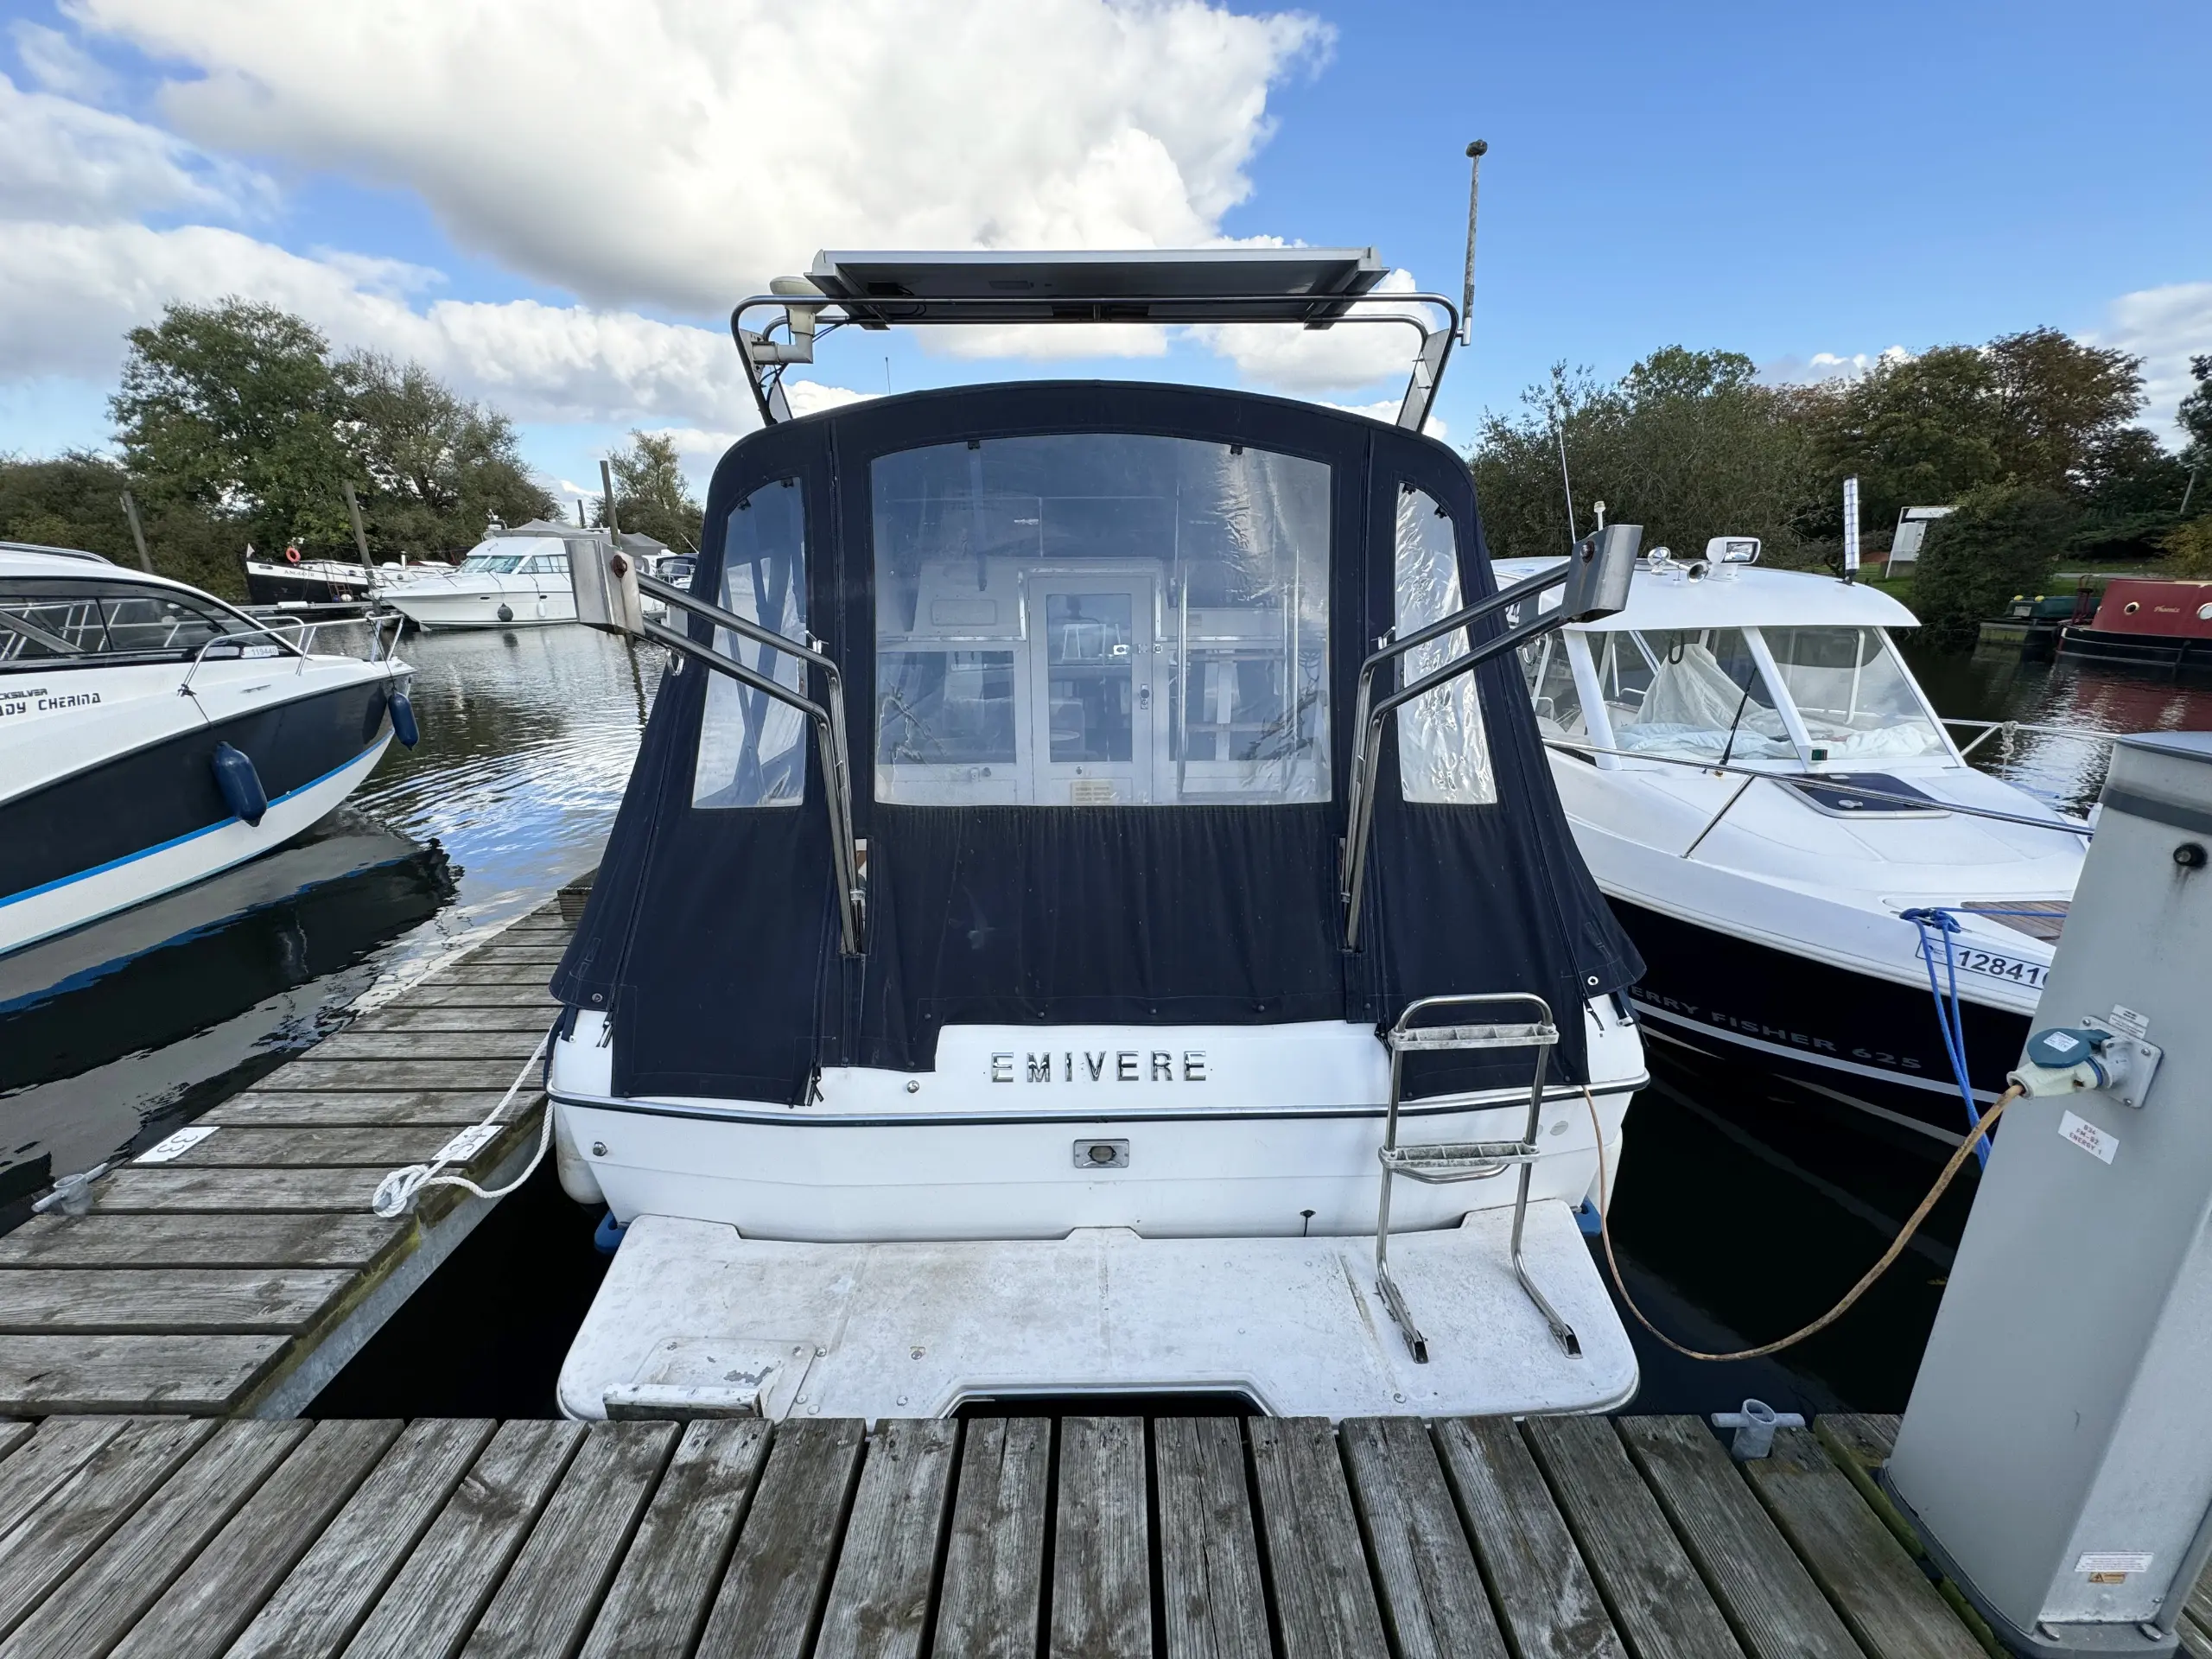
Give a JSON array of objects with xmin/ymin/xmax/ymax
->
[{"xmin": 803, "ymin": 247, "xmax": 1390, "ymax": 328}]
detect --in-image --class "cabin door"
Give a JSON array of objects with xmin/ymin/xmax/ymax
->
[{"xmin": 1027, "ymin": 575, "xmax": 1159, "ymax": 804}]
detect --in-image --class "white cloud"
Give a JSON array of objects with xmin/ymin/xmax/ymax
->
[
  {"xmin": 2089, "ymin": 283, "xmax": 2212, "ymax": 443},
  {"xmin": 1319, "ymin": 397, "xmax": 1446, "ymax": 442},
  {"xmin": 1758, "ymin": 346, "xmax": 1910, "ymax": 385},
  {"xmin": 0, "ymin": 69, "xmax": 270, "ymax": 225},
  {"xmin": 1191, "ymin": 267, "xmax": 1436, "ymax": 394},
  {"xmin": 73, "ymin": 0, "xmax": 1331, "ymax": 315},
  {"xmin": 0, "ymin": 221, "xmax": 760, "ymax": 429},
  {"xmin": 10, "ymin": 21, "xmax": 115, "ymax": 100}
]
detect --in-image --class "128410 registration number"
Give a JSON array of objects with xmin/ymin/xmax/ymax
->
[{"xmin": 1917, "ymin": 938, "xmax": 2047, "ymax": 991}]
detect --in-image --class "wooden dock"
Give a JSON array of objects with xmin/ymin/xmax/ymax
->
[
  {"xmin": 6, "ymin": 1407, "xmax": 2193, "ymax": 1659},
  {"xmin": 0, "ymin": 893, "xmax": 575, "ymax": 1417}
]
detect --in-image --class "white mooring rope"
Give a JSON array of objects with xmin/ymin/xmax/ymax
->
[{"xmin": 372, "ymin": 1025, "xmax": 556, "ymax": 1219}]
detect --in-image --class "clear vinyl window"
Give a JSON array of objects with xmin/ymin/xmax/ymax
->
[
  {"xmin": 693, "ymin": 479, "xmax": 809, "ymax": 808},
  {"xmin": 1393, "ymin": 486, "xmax": 1495, "ymax": 804},
  {"xmin": 871, "ymin": 433, "xmax": 1332, "ymax": 806}
]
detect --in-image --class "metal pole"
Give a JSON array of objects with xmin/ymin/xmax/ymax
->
[
  {"xmin": 118, "ymin": 491, "xmax": 152, "ymax": 573},
  {"xmin": 1459, "ymin": 139, "xmax": 1487, "ymax": 348},
  {"xmin": 341, "ymin": 482, "xmax": 373, "ymax": 569},
  {"xmin": 599, "ymin": 459, "xmax": 624, "ymax": 539},
  {"xmin": 1554, "ymin": 417, "xmax": 1578, "ymax": 544}
]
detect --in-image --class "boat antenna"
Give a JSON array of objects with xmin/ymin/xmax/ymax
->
[
  {"xmin": 1552, "ymin": 406, "xmax": 1578, "ymax": 544},
  {"xmin": 1459, "ymin": 139, "xmax": 1486, "ymax": 348}
]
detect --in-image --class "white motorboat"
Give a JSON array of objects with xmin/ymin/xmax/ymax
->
[
  {"xmin": 1499, "ymin": 539, "xmax": 2090, "ymax": 1146},
  {"xmin": 532, "ymin": 248, "xmax": 1656, "ymax": 1425},
  {"xmin": 1, "ymin": 543, "xmax": 418, "ymax": 958},
  {"xmin": 377, "ymin": 519, "xmax": 592, "ymax": 631}
]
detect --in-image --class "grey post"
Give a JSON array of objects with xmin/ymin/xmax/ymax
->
[
  {"xmin": 342, "ymin": 482, "xmax": 373, "ymax": 569},
  {"xmin": 1885, "ymin": 731, "xmax": 2212, "ymax": 1658}
]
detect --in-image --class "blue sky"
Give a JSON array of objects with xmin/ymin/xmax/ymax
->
[{"xmin": 3, "ymin": 0, "xmax": 2205, "ymax": 510}]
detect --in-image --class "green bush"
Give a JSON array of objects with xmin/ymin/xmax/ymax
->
[{"xmin": 1910, "ymin": 486, "xmax": 2074, "ymax": 647}]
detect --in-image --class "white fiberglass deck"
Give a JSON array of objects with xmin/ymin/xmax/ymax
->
[{"xmin": 561, "ymin": 1205, "xmax": 1637, "ymax": 1423}]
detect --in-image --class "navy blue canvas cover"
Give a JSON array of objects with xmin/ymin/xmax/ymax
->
[{"xmin": 552, "ymin": 381, "xmax": 1640, "ymax": 1102}]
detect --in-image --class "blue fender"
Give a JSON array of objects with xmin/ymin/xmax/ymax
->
[
  {"xmin": 385, "ymin": 686, "xmax": 420, "ymax": 747},
  {"xmin": 211, "ymin": 742, "xmax": 269, "ymax": 825}
]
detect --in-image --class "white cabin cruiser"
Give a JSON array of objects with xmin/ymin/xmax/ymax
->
[
  {"xmin": 377, "ymin": 519, "xmax": 589, "ymax": 631},
  {"xmin": 543, "ymin": 249, "xmax": 1653, "ymax": 1423},
  {"xmin": 1500, "ymin": 541, "xmax": 2089, "ymax": 1145},
  {"xmin": 1, "ymin": 543, "xmax": 417, "ymax": 957}
]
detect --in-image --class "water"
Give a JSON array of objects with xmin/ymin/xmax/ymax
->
[
  {"xmin": 3, "ymin": 625, "xmax": 2205, "ymax": 1416},
  {"xmin": 0, "ymin": 626, "xmax": 662, "ymax": 1224}
]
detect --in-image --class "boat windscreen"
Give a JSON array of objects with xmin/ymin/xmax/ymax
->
[
  {"xmin": 1760, "ymin": 626, "xmax": 1947, "ymax": 759},
  {"xmin": 868, "ymin": 433, "xmax": 1331, "ymax": 806},
  {"xmin": 1599, "ymin": 628, "xmax": 1795, "ymax": 761}
]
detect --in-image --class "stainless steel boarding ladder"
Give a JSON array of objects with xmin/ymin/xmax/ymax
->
[{"xmin": 1374, "ymin": 992, "xmax": 1580, "ymax": 1362}]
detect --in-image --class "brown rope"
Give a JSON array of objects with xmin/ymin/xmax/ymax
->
[{"xmin": 1582, "ymin": 1083, "xmax": 2021, "ymax": 1363}]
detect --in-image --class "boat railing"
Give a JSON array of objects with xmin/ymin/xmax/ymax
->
[
  {"xmin": 1340, "ymin": 524, "xmax": 1641, "ymax": 949},
  {"xmin": 565, "ymin": 541, "xmax": 865, "ymax": 957},
  {"xmin": 177, "ymin": 612, "xmax": 404, "ymax": 697},
  {"xmin": 1942, "ymin": 716, "xmax": 2120, "ymax": 758},
  {"xmin": 1539, "ymin": 738, "xmax": 2097, "ymax": 843}
]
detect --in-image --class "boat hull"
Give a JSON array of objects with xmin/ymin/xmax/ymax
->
[
  {"xmin": 382, "ymin": 586, "xmax": 576, "ymax": 631},
  {"xmin": 1608, "ymin": 898, "xmax": 2025, "ymax": 1143},
  {"xmin": 0, "ymin": 675, "xmax": 400, "ymax": 957}
]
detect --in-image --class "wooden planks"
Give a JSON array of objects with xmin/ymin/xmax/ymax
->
[
  {"xmin": 696, "ymin": 1416, "xmax": 865, "ymax": 1659},
  {"xmin": 1154, "ymin": 1417, "xmax": 1270, "ymax": 1659},
  {"xmin": 1249, "ymin": 1416, "xmax": 1390, "ymax": 1659},
  {"xmin": 1617, "ymin": 1416, "xmax": 1860, "ymax": 1659},
  {"xmin": 0, "ymin": 1335, "xmax": 285, "ymax": 1414},
  {"xmin": 1339, "ymin": 1417, "xmax": 1507, "ymax": 1659},
  {"xmin": 461, "ymin": 1421, "xmax": 678, "ymax": 1659},
  {"xmin": 1740, "ymin": 1427, "xmax": 1985, "ymax": 1659},
  {"xmin": 208, "ymin": 1091, "xmax": 522, "ymax": 1128},
  {"xmin": 227, "ymin": 1418, "xmax": 499, "ymax": 1659},
  {"xmin": 0, "ymin": 1413, "xmax": 2011, "ymax": 1657},
  {"xmin": 344, "ymin": 1418, "xmax": 586, "ymax": 1659},
  {"xmin": 0, "ymin": 1268, "xmax": 352, "ymax": 1334},
  {"xmin": 0, "ymin": 1213, "xmax": 400, "ymax": 1269},
  {"xmin": 1052, "ymin": 1417, "xmax": 1150, "ymax": 1659},
  {"xmin": 579, "ymin": 1419, "xmax": 772, "ymax": 1659},
  {"xmin": 932, "ymin": 1416, "xmax": 1050, "ymax": 1659},
  {"xmin": 816, "ymin": 1418, "xmax": 960, "ymax": 1659},
  {"xmin": 1434, "ymin": 1415, "xmax": 1629, "ymax": 1659},
  {"xmin": 1523, "ymin": 1415, "xmax": 1744, "ymax": 1659},
  {"xmin": 109, "ymin": 1417, "xmax": 400, "ymax": 1659}
]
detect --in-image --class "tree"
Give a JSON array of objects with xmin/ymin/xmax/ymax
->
[
  {"xmin": 595, "ymin": 430, "xmax": 701, "ymax": 552},
  {"xmin": 1471, "ymin": 350, "xmax": 1821, "ymax": 566},
  {"xmin": 110, "ymin": 300, "xmax": 354, "ymax": 556},
  {"xmin": 339, "ymin": 353, "xmax": 556, "ymax": 556},
  {"xmin": 0, "ymin": 452, "xmax": 243, "ymax": 597},
  {"xmin": 1910, "ymin": 485, "xmax": 2072, "ymax": 646}
]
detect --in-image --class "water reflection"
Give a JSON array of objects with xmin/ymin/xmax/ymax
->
[{"xmin": 0, "ymin": 626, "xmax": 662, "ymax": 1224}]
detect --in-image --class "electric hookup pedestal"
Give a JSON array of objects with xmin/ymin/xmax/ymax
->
[{"xmin": 1885, "ymin": 732, "xmax": 2212, "ymax": 1657}]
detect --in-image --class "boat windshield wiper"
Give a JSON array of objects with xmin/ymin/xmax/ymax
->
[{"xmin": 1717, "ymin": 678, "xmax": 1755, "ymax": 770}]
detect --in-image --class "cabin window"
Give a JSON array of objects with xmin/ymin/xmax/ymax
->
[
  {"xmin": 1760, "ymin": 626, "xmax": 1946, "ymax": 758},
  {"xmin": 870, "ymin": 434, "xmax": 1332, "ymax": 806},
  {"xmin": 0, "ymin": 580, "xmax": 251, "ymax": 664},
  {"xmin": 1605, "ymin": 627, "xmax": 1793, "ymax": 761},
  {"xmin": 1393, "ymin": 486, "xmax": 1495, "ymax": 804},
  {"xmin": 1517, "ymin": 633, "xmax": 1586, "ymax": 740},
  {"xmin": 693, "ymin": 478, "xmax": 809, "ymax": 808}
]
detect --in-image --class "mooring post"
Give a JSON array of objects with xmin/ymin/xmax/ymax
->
[
  {"xmin": 1885, "ymin": 732, "xmax": 2212, "ymax": 1657},
  {"xmin": 118, "ymin": 489, "xmax": 153, "ymax": 573}
]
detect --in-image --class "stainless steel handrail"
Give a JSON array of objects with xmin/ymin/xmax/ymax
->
[
  {"xmin": 180, "ymin": 613, "xmax": 403, "ymax": 696},
  {"xmin": 1540, "ymin": 738, "xmax": 2096, "ymax": 838},
  {"xmin": 1340, "ymin": 564, "xmax": 1580, "ymax": 950},
  {"xmin": 1942, "ymin": 716, "xmax": 2120, "ymax": 758},
  {"xmin": 636, "ymin": 571, "xmax": 865, "ymax": 957}
]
